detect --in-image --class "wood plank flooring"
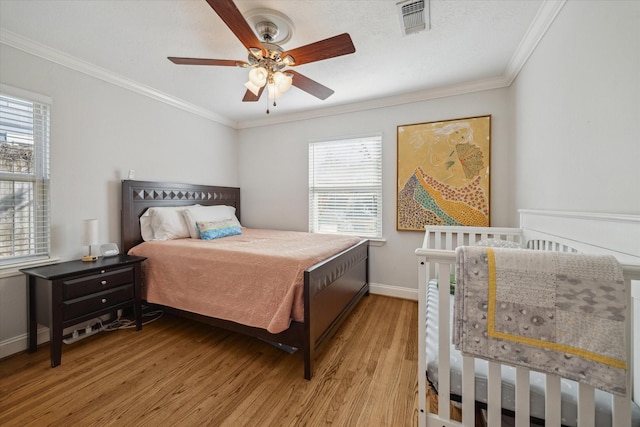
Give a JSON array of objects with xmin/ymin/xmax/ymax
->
[{"xmin": 0, "ymin": 295, "xmax": 418, "ymax": 426}]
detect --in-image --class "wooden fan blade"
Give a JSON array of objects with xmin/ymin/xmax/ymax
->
[
  {"xmin": 243, "ymin": 86, "xmax": 265, "ymax": 102},
  {"xmin": 168, "ymin": 57, "xmax": 248, "ymax": 67},
  {"xmin": 206, "ymin": 0, "xmax": 265, "ymax": 55},
  {"xmin": 281, "ymin": 33, "xmax": 355, "ymax": 66},
  {"xmin": 288, "ymin": 70, "xmax": 334, "ymax": 100}
]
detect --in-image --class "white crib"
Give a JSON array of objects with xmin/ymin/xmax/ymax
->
[{"xmin": 416, "ymin": 210, "xmax": 640, "ymax": 427}]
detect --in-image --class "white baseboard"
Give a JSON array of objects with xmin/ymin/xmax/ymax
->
[
  {"xmin": 369, "ymin": 282, "xmax": 418, "ymax": 301},
  {"xmin": 0, "ymin": 315, "xmax": 108, "ymax": 359},
  {"xmin": 0, "ymin": 326, "xmax": 49, "ymax": 359}
]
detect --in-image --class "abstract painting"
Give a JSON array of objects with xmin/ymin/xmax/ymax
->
[{"xmin": 397, "ymin": 115, "xmax": 491, "ymax": 231}]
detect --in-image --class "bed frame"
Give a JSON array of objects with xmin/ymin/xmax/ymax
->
[
  {"xmin": 121, "ymin": 180, "xmax": 369, "ymax": 380},
  {"xmin": 416, "ymin": 209, "xmax": 640, "ymax": 427}
]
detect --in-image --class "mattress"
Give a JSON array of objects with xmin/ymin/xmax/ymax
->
[
  {"xmin": 425, "ymin": 280, "xmax": 640, "ymax": 427},
  {"xmin": 129, "ymin": 228, "xmax": 362, "ymax": 334}
]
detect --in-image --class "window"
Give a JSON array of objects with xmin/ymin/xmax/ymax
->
[
  {"xmin": 309, "ymin": 134, "xmax": 382, "ymax": 239},
  {"xmin": 0, "ymin": 90, "xmax": 51, "ymax": 266}
]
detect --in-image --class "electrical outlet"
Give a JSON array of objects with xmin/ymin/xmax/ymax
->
[{"xmin": 128, "ymin": 169, "xmax": 135, "ymax": 179}]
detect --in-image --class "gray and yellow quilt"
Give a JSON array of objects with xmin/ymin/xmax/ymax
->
[{"xmin": 453, "ymin": 246, "xmax": 627, "ymax": 396}]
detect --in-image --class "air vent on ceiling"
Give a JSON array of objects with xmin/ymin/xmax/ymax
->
[{"xmin": 397, "ymin": 0, "xmax": 429, "ymax": 36}]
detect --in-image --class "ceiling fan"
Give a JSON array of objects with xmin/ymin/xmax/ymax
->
[{"xmin": 168, "ymin": 0, "xmax": 356, "ymax": 113}]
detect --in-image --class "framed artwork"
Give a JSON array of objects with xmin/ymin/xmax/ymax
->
[{"xmin": 397, "ymin": 115, "xmax": 491, "ymax": 231}]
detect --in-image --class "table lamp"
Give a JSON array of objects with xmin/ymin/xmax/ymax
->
[{"xmin": 82, "ymin": 219, "xmax": 99, "ymax": 262}]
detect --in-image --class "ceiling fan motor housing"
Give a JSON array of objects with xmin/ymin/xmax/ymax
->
[{"xmin": 256, "ymin": 21, "xmax": 279, "ymax": 42}]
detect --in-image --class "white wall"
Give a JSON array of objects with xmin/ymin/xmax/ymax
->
[
  {"xmin": 510, "ymin": 4, "xmax": 640, "ymax": 404},
  {"xmin": 0, "ymin": 44, "xmax": 238, "ymax": 356},
  {"xmin": 510, "ymin": 0, "xmax": 640, "ymax": 216},
  {"xmin": 238, "ymin": 88, "xmax": 514, "ymax": 296}
]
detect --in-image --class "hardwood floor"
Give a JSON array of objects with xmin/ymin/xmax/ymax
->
[{"xmin": 0, "ymin": 295, "xmax": 418, "ymax": 426}]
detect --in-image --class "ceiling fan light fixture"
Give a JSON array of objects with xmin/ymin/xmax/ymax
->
[
  {"xmin": 248, "ymin": 66, "xmax": 268, "ymax": 87},
  {"xmin": 272, "ymin": 71, "xmax": 293, "ymax": 93},
  {"xmin": 244, "ymin": 80, "xmax": 262, "ymax": 96}
]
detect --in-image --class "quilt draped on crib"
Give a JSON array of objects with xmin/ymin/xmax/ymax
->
[{"xmin": 453, "ymin": 246, "xmax": 627, "ymax": 396}]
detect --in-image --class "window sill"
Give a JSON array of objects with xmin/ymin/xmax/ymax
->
[
  {"xmin": 367, "ymin": 238, "xmax": 386, "ymax": 247},
  {"xmin": 0, "ymin": 257, "xmax": 61, "ymax": 279}
]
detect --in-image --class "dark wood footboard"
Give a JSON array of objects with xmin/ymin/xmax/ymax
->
[
  {"xmin": 304, "ymin": 239, "xmax": 369, "ymax": 379},
  {"xmin": 121, "ymin": 180, "xmax": 369, "ymax": 380}
]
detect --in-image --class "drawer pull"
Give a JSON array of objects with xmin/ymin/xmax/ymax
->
[
  {"xmin": 101, "ymin": 298, "xmax": 107, "ymax": 304},
  {"xmin": 101, "ymin": 280, "xmax": 107, "ymax": 285},
  {"xmin": 101, "ymin": 270, "xmax": 105, "ymax": 274}
]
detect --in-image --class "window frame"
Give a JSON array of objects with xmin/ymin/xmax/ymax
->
[
  {"xmin": 0, "ymin": 84, "xmax": 51, "ymax": 268},
  {"xmin": 308, "ymin": 133, "xmax": 383, "ymax": 240}
]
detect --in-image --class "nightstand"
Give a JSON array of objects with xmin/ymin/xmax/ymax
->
[{"xmin": 20, "ymin": 254, "xmax": 146, "ymax": 367}]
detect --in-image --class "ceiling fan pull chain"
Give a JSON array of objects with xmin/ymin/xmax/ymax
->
[{"xmin": 266, "ymin": 89, "xmax": 270, "ymax": 114}]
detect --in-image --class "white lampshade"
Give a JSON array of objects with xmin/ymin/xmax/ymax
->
[
  {"xmin": 244, "ymin": 80, "xmax": 261, "ymax": 96},
  {"xmin": 273, "ymin": 71, "xmax": 293, "ymax": 93},
  {"xmin": 83, "ymin": 219, "xmax": 99, "ymax": 247},
  {"xmin": 248, "ymin": 67, "xmax": 268, "ymax": 87}
]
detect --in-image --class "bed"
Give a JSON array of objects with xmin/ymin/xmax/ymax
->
[
  {"xmin": 416, "ymin": 210, "xmax": 640, "ymax": 427},
  {"xmin": 121, "ymin": 180, "xmax": 369, "ymax": 380}
]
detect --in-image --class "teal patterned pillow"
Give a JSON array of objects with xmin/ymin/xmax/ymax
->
[{"xmin": 197, "ymin": 219, "xmax": 242, "ymax": 240}]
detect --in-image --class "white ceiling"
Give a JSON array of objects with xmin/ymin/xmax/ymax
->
[{"xmin": 0, "ymin": 0, "xmax": 558, "ymax": 128}]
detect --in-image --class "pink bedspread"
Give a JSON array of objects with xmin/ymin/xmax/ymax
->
[{"xmin": 128, "ymin": 228, "xmax": 362, "ymax": 333}]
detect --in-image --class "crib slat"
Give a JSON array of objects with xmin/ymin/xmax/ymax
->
[
  {"xmin": 577, "ymin": 383, "xmax": 595, "ymax": 427},
  {"xmin": 417, "ymin": 255, "xmax": 427, "ymax": 427},
  {"xmin": 614, "ymin": 275, "xmax": 633, "ymax": 427},
  {"xmin": 461, "ymin": 356, "xmax": 475, "ymax": 426},
  {"xmin": 487, "ymin": 361, "xmax": 501, "ymax": 425},
  {"xmin": 545, "ymin": 375, "xmax": 561, "ymax": 425},
  {"xmin": 515, "ymin": 367, "xmax": 530, "ymax": 427},
  {"xmin": 437, "ymin": 262, "xmax": 451, "ymax": 420},
  {"xmin": 445, "ymin": 231, "xmax": 453, "ymax": 250},
  {"xmin": 613, "ymin": 393, "xmax": 631, "ymax": 426}
]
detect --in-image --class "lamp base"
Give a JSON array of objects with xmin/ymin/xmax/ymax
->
[{"xmin": 82, "ymin": 255, "xmax": 98, "ymax": 262}]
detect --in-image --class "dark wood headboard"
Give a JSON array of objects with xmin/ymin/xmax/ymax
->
[{"xmin": 121, "ymin": 180, "xmax": 241, "ymax": 253}]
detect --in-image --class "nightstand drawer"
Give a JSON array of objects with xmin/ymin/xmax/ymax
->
[
  {"xmin": 63, "ymin": 285, "xmax": 134, "ymax": 320},
  {"xmin": 63, "ymin": 267, "xmax": 133, "ymax": 300}
]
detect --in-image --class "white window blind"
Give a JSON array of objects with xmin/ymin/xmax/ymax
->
[
  {"xmin": 309, "ymin": 134, "xmax": 382, "ymax": 239},
  {"xmin": 0, "ymin": 93, "xmax": 51, "ymax": 266}
]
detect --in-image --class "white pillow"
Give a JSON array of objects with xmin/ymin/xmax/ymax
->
[
  {"xmin": 140, "ymin": 210, "xmax": 154, "ymax": 242},
  {"xmin": 149, "ymin": 205, "xmax": 200, "ymax": 240},
  {"xmin": 182, "ymin": 205, "xmax": 240, "ymax": 239}
]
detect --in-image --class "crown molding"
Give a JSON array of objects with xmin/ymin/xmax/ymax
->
[
  {"xmin": 503, "ymin": 0, "xmax": 566, "ymax": 84},
  {"xmin": 0, "ymin": 28, "xmax": 237, "ymax": 129},
  {"xmin": 236, "ymin": 75, "xmax": 510, "ymax": 129}
]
